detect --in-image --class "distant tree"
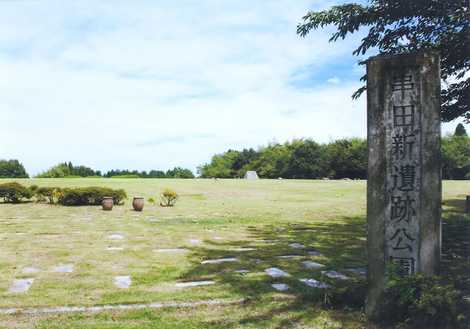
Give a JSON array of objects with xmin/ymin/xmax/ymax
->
[
  {"xmin": 284, "ymin": 139, "xmax": 329, "ymax": 179},
  {"xmin": 37, "ymin": 162, "xmax": 100, "ymax": 178},
  {"xmin": 0, "ymin": 159, "xmax": 29, "ymax": 178},
  {"xmin": 454, "ymin": 123, "xmax": 468, "ymax": 136},
  {"xmin": 297, "ymin": 0, "xmax": 470, "ymax": 122},
  {"xmin": 441, "ymin": 133, "xmax": 470, "ymax": 179},
  {"xmin": 166, "ymin": 167, "xmax": 195, "ymax": 179},
  {"xmin": 325, "ymin": 138, "xmax": 368, "ymax": 179}
]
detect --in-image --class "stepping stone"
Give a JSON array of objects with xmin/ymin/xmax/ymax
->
[
  {"xmin": 322, "ymin": 270, "xmax": 350, "ymax": 280},
  {"xmin": 289, "ymin": 243, "xmax": 305, "ymax": 249},
  {"xmin": 272, "ymin": 283, "xmax": 289, "ymax": 291},
  {"xmin": 9, "ymin": 279, "xmax": 34, "ymax": 293},
  {"xmin": 154, "ymin": 248, "xmax": 188, "ymax": 253},
  {"xmin": 265, "ymin": 267, "xmax": 290, "ymax": 278},
  {"xmin": 229, "ymin": 247, "xmax": 256, "ymax": 252},
  {"xmin": 278, "ymin": 255, "xmax": 303, "ymax": 259},
  {"xmin": 347, "ymin": 267, "xmax": 367, "ymax": 276},
  {"xmin": 189, "ymin": 239, "xmax": 201, "ymax": 245},
  {"xmin": 22, "ymin": 267, "xmax": 40, "ymax": 274},
  {"xmin": 201, "ymin": 257, "xmax": 238, "ymax": 265},
  {"xmin": 175, "ymin": 280, "xmax": 215, "ymax": 288},
  {"xmin": 307, "ymin": 250, "xmax": 322, "ymax": 257},
  {"xmin": 300, "ymin": 278, "xmax": 330, "ymax": 289},
  {"xmin": 106, "ymin": 247, "xmax": 124, "ymax": 251},
  {"xmin": 52, "ymin": 264, "xmax": 74, "ymax": 273},
  {"xmin": 302, "ymin": 261, "xmax": 325, "ymax": 269},
  {"xmin": 108, "ymin": 234, "xmax": 124, "ymax": 240},
  {"xmin": 114, "ymin": 276, "xmax": 131, "ymax": 289},
  {"xmin": 213, "ymin": 236, "xmax": 223, "ymax": 240},
  {"xmin": 234, "ymin": 269, "xmax": 250, "ymax": 274}
]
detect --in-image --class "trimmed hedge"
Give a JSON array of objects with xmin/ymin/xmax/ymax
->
[
  {"xmin": 58, "ymin": 187, "xmax": 127, "ymax": 206},
  {"xmin": 0, "ymin": 182, "xmax": 33, "ymax": 203},
  {"xmin": 35, "ymin": 187, "xmax": 63, "ymax": 204}
]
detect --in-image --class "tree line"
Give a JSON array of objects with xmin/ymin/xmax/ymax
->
[
  {"xmin": 199, "ymin": 125, "xmax": 470, "ymax": 180},
  {"xmin": 1, "ymin": 124, "xmax": 468, "ymax": 180}
]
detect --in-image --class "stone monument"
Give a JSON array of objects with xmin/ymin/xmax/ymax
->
[
  {"xmin": 244, "ymin": 171, "xmax": 259, "ymax": 180},
  {"xmin": 366, "ymin": 51, "xmax": 441, "ymax": 318}
]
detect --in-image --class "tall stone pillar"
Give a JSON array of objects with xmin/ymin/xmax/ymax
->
[{"xmin": 366, "ymin": 51, "xmax": 441, "ymax": 318}]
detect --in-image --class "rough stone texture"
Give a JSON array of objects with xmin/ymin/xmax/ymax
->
[{"xmin": 366, "ymin": 51, "xmax": 441, "ymax": 318}]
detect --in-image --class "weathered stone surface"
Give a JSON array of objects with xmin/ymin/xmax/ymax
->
[
  {"xmin": 175, "ymin": 281, "xmax": 214, "ymax": 288},
  {"xmin": 299, "ymin": 278, "xmax": 329, "ymax": 289},
  {"xmin": 114, "ymin": 276, "xmax": 131, "ymax": 289},
  {"xmin": 289, "ymin": 243, "xmax": 305, "ymax": 249},
  {"xmin": 108, "ymin": 234, "xmax": 124, "ymax": 240},
  {"xmin": 9, "ymin": 279, "xmax": 34, "ymax": 293},
  {"xmin": 201, "ymin": 257, "xmax": 238, "ymax": 265},
  {"xmin": 366, "ymin": 51, "xmax": 441, "ymax": 318},
  {"xmin": 265, "ymin": 267, "xmax": 290, "ymax": 278},
  {"xmin": 321, "ymin": 270, "xmax": 349, "ymax": 280},
  {"xmin": 302, "ymin": 261, "xmax": 325, "ymax": 269},
  {"xmin": 271, "ymin": 283, "xmax": 289, "ymax": 291},
  {"xmin": 52, "ymin": 264, "xmax": 74, "ymax": 273}
]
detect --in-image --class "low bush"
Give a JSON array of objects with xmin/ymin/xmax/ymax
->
[
  {"xmin": 148, "ymin": 197, "xmax": 156, "ymax": 205},
  {"xmin": 160, "ymin": 188, "xmax": 178, "ymax": 207},
  {"xmin": 0, "ymin": 182, "xmax": 33, "ymax": 203},
  {"xmin": 58, "ymin": 187, "xmax": 127, "ymax": 206},
  {"xmin": 378, "ymin": 269, "xmax": 466, "ymax": 329},
  {"xmin": 35, "ymin": 187, "xmax": 63, "ymax": 204}
]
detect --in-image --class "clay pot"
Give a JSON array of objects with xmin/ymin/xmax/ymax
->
[
  {"xmin": 102, "ymin": 197, "xmax": 114, "ymax": 211},
  {"xmin": 132, "ymin": 197, "xmax": 144, "ymax": 211}
]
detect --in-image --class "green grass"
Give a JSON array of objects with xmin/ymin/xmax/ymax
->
[{"xmin": 0, "ymin": 178, "xmax": 468, "ymax": 328}]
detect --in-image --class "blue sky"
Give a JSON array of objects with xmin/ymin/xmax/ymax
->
[{"xmin": 0, "ymin": 0, "xmax": 463, "ymax": 175}]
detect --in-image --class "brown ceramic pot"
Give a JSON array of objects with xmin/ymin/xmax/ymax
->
[
  {"xmin": 102, "ymin": 197, "xmax": 114, "ymax": 211},
  {"xmin": 132, "ymin": 197, "xmax": 144, "ymax": 211}
]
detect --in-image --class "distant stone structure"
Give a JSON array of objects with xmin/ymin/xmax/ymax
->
[
  {"xmin": 366, "ymin": 51, "xmax": 441, "ymax": 318},
  {"xmin": 244, "ymin": 171, "xmax": 259, "ymax": 180}
]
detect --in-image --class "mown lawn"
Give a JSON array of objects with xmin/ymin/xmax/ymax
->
[{"xmin": 0, "ymin": 179, "xmax": 468, "ymax": 329}]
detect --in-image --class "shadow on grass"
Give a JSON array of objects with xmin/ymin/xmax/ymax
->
[{"xmin": 179, "ymin": 216, "xmax": 369, "ymax": 328}]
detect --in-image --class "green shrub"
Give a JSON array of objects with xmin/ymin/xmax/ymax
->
[
  {"xmin": 148, "ymin": 197, "xmax": 156, "ymax": 205},
  {"xmin": 35, "ymin": 187, "xmax": 63, "ymax": 204},
  {"xmin": 0, "ymin": 182, "xmax": 33, "ymax": 203},
  {"xmin": 57, "ymin": 187, "xmax": 127, "ymax": 206},
  {"xmin": 378, "ymin": 269, "xmax": 466, "ymax": 329},
  {"xmin": 160, "ymin": 188, "xmax": 178, "ymax": 207}
]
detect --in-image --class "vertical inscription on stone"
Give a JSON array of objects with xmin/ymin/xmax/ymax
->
[
  {"xmin": 366, "ymin": 52, "xmax": 441, "ymax": 318},
  {"xmin": 386, "ymin": 73, "xmax": 421, "ymax": 275}
]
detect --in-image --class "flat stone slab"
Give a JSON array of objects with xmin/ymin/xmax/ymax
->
[
  {"xmin": 265, "ymin": 267, "xmax": 290, "ymax": 278},
  {"xmin": 234, "ymin": 269, "xmax": 250, "ymax": 274},
  {"xmin": 271, "ymin": 283, "xmax": 289, "ymax": 291},
  {"xmin": 300, "ymin": 278, "xmax": 330, "ymax": 289},
  {"xmin": 154, "ymin": 248, "xmax": 188, "ymax": 253},
  {"xmin": 175, "ymin": 281, "xmax": 215, "ymax": 288},
  {"xmin": 289, "ymin": 243, "xmax": 306, "ymax": 249},
  {"xmin": 302, "ymin": 261, "xmax": 325, "ymax": 269},
  {"xmin": 106, "ymin": 247, "xmax": 124, "ymax": 251},
  {"xmin": 322, "ymin": 270, "xmax": 350, "ymax": 280},
  {"xmin": 108, "ymin": 234, "xmax": 124, "ymax": 240},
  {"xmin": 52, "ymin": 264, "xmax": 74, "ymax": 273},
  {"xmin": 201, "ymin": 257, "xmax": 238, "ymax": 265},
  {"xmin": 278, "ymin": 255, "xmax": 303, "ymax": 259},
  {"xmin": 228, "ymin": 247, "xmax": 256, "ymax": 252},
  {"xmin": 114, "ymin": 276, "xmax": 131, "ymax": 289},
  {"xmin": 22, "ymin": 267, "xmax": 40, "ymax": 274},
  {"xmin": 213, "ymin": 236, "xmax": 223, "ymax": 240},
  {"xmin": 307, "ymin": 250, "xmax": 322, "ymax": 257},
  {"xmin": 189, "ymin": 239, "xmax": 201, "ymax": 245},
  {"xmin": 9, "ymin": 279, "xmax": 34, "ymax": 293}
]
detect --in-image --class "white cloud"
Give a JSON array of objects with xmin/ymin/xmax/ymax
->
[{"xmin": 0, "ymin": 0, "xmax": 462, "ymax": 175}]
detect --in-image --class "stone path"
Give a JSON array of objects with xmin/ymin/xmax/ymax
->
[
  {"xmin": 0, "ymin": 299, "xmax": 245, "ymax": 315},
  {"xmin": 175, "ymin": 281, "xmax": 215, "ymax": 288},
  {"xmin": 108, "ymin": 234, "xmax": 124, "ymax": 240},
  {"xmin": 302, "ymin": 261, "xmax": 325, "ymax": 269},
  {"xmin": 271, "ymin": 283, "xmax": 289, "ymax": 291},
  {"xmin": 52, "ymin": 264, "xmax": 74, "ymax": 273},
  {"xmin": 154, "ymin": 248, "xmax": 188, "ymax": 253},
  {"xmin": 288, "ymin": 243, "xmax": 305, "ymax": 249},
  {"xmin": 322, "ymin": 270, "xmax": 349, "ymax": 280},
  {"xmin": 300, "ymin": 278, "xmax": 330, "ymax": 289},
  {"xmin": 22, "ymin": 267, "xmax": 40, "ymax": 274},
  {"xmin": 201, "ymin": 257, "xmax": 238, "ymax": 265}
]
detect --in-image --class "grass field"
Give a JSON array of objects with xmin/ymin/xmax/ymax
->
[{"xmin": 0, "ymin": 179, "xmax": 469, "ymax": 329}]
